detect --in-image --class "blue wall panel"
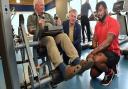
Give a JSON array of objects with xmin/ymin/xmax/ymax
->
[{"xmin": 10, "ymin": 0, "xmax": 55, "ymax": 11}]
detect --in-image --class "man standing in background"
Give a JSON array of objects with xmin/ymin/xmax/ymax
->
[{"xmin": 81, "ymin": 0, "xmax": 92, "ymax": 43}]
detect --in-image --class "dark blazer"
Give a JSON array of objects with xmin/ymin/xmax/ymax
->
[{"xmin": 63, "ymin": 20, "xmax": 81, "ymax": 56}]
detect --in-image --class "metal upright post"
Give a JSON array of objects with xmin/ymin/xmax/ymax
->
[{"xmin": 0, "ymin": 0, "xmax": 20, "ymax": 89}]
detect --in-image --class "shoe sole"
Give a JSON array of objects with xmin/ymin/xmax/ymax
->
[{"xmin": 101, "ymin": 74, "xmax": 114, "ymax": 86}]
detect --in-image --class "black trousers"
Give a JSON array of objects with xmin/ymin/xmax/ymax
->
[
  {"xmin": 81, "ymin": 15, "xmax": 91, "ymax": 42},
  {"xmin": 102, "ymin": 50, "xmax": 120, "ymax": 68}
]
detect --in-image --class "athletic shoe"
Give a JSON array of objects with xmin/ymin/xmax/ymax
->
[{"xmin": 101, "ymin": 69, "xmax": 115, "ymax": 86}]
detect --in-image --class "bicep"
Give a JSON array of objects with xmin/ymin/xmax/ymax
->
[{"xmin": 27, "ymin": 16, "xmax": 37, "ymax": 34}]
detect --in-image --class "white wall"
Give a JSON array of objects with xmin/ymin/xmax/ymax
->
[
  {"xmin": 46, "ymin": 7, "xmax": 56, "ymax": 17},
  {"xmin": 11, "ymin": 12, "xmax": 33, "ymax": 35}
]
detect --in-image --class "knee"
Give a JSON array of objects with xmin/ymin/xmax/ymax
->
[
  {"xmin": 58, "ymin": 33, "xmax": 68, "ymax": 38},
  {"xmin": 91, "ymin": 56, "xmax": 105, "ymax": 70},
  {"xmin": 46, "ymin": 36, "xmax": 55, "ymax": 43},
  {"xmin": 93, "ymin": 53, "xmax": 107, "ymax": 63},
  {"xmin": 39, "ymin": 36, "xmax": 55, "ymax": 46},
  {"xmin": 94, "ymin": 62, "xmax": 108, "ymax": 72}
]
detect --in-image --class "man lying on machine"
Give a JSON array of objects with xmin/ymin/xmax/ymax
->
[
  {"xmin": 87, "ymin": 1, "xmax": 121, "ymax": 86},
  {"xmin": 27, "ymin": 0, "xmax": 94, "ymax": 80}
]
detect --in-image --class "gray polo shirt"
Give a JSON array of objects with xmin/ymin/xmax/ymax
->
[{"xmin": 81, "ymin": 2, "xmax": 91, "ymax": 17}]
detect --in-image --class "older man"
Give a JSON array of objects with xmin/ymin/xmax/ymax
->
[
  {"xmin": 63, "ymin": 9, "xmax": 81, "ymax": 64},
  {"xmin": 27, "ymin": 0, "xmax": 92, "ymax": 80}
]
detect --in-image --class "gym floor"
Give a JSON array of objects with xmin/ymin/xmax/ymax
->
[
  {"xmin": 54, "ymin": 54, "xmax": 128, "ymax": 89},
  {"xmin": 37, "ymin": 42, "xmax": 128, "ymax": 89},
  {"xmin": 0, "ymin": 42, "xmax": 128, "ymax": 89}
]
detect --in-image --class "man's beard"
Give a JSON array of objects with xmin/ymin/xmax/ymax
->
[{"xmin": 98, "ymin": 14, "xmax": 107, "ymax": 22}]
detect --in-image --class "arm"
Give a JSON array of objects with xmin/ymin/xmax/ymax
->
[
  {"xmin": 88, "ymin": 3, "xmax": 93, "ymax": 13},
  {"xmin": 89, "ymin": 3, "xmax": 98, "ymax": 20},
  {"xmin": 87, "ymin": 33, "xmax": 115, "ymax": 59},
  {"xmin": 62, "ymin": 20, "xmax": 69, "ymax": 34},
  {"xmin": 91, "ymin": 18, "xmax": 120, "ymax": 54},
  {"xmin": 91, "ymin": 33, "xmax": 115, "ymax": 54},
  {"xmin": 92, "ymin": 33, "xmax": 97, "ymax": 48},
  {"xmin": 27, "ymin": 15, "xmax": 37, "ymax": 35},
  {"xmin": 74, "ymin": 23, "xmax": 81, "ymax": 46},
  {"xmin": 89, "ymin": 6, "xmax": 93, "ymax": 14},
  {"xmin": 27, "ymin": 13, "xmax": 52, "ymax": 35}
]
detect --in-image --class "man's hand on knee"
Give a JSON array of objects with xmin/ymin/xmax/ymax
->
[{"xmin": 86, "ymin": 53, "xmax": 94, "ymax": 59}]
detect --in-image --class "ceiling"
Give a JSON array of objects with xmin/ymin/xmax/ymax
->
[{"xmin": 9, "ymin": 0, "xmax": 52, "ymax": 5}]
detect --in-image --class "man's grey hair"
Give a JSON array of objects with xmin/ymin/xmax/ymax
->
[
  {"xmin": 33, "ymin": 0, "xmax": 44, "ymax": 8},
  {"xmin": 69, "ymin": 8, "xmax": 77, "ymax": 14}
]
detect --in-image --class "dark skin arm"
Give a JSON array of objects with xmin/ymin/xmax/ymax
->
[
  {"xmin": 92, "ymin": 33, "xmax": 97, "ymax": 48},
  {"xmin": 87, "ymin": 33, "xmax": 115, "ymax": 58},
  {"xmin": 91, "ymin": 33, "xmax": 115, "ymax": 54}
]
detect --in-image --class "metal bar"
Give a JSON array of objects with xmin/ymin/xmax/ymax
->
[
  {"xmin": 34, "ymin": 76, "xmax": 52, "ymax": 88},
  {"xmin": 20, "ymin": 24, "xmax": 38, "ymax": 78},
  {"xmin": 0, "ymin": 58, "xmax": 6, "ymax": 89},
  {"xmin": 16, "ymin": 60, "xmax": 29, "ymax": 64},
  {"xmin": 15, "ymin": 41, "xmax": 39, "ymax": 49},
  {"xmin": 124, "ymin": 15, "xmax": 128, "ymax": 35},
  {"xmin": 0, "ymin": 0, "xmax": 20, "ymax": 89},
  {"xmin": 23, "ymin": 76, "xmax": 52, "ymax": 89}
]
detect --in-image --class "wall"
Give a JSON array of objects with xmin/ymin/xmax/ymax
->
[{"xmin": 11, "ymin": 12, "xmax": 33, "ymax": 35}]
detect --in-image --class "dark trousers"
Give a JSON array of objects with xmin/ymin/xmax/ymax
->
[
  {"xmin": 81, "ymin": 15, "xmax": 91, "ymax": 42},
  {"xmin": 102, "ymin": 50, "xmax": 120, "ymax": 68}
]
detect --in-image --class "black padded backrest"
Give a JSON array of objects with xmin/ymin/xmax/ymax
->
[{"xmin": 19, "ymin": 14, "xmax": 24, "ymax": 26}]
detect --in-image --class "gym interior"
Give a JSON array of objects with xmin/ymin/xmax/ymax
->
[{"xmin": 0, "ymin": 0, "xmax": 128, "ymax": 89}]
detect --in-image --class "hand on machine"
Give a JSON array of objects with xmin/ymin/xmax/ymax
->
[{"xmin": 37, "ymin": 14, "xmax": 63, "ymax": 38}]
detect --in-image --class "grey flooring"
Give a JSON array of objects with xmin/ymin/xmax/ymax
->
[
  {"xmin": 54, "ymin": 42, "xmax": 128, "ymax": 89},
  {"xmin": 54, "ymin": 56, "xmax": 128, "ymax": 89},
  {"xmin": 0, "ymin": 42, "xmax": 128, "ymax": 89}
]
